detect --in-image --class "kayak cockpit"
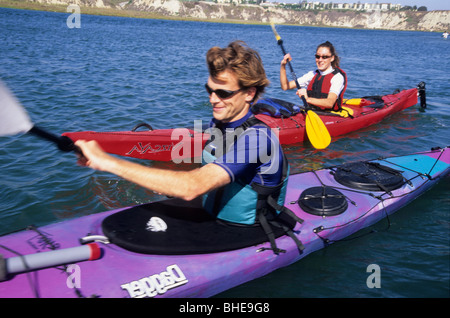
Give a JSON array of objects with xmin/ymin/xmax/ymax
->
[{"xmin": 100, "ymin": 198, "xmax": 288, "ymax": 255}]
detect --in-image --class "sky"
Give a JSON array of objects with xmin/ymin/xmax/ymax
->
[{"xmin": 277, "ymin": 0, "xmax": 450, "ymax": 11}]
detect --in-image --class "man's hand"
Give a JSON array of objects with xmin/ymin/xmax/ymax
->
[{"xmin": 75, "ymin": 140, "xmax": 113, "ymax": 172}]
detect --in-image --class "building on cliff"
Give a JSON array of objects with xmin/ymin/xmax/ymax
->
[{"xmin": 213, "ymin": 1, "xmax": 410, "ymax": 12}]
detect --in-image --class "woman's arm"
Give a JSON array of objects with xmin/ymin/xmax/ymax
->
[
  {"xmin": 303, "ymin": 92, "xmax": 338, "ymax": 109},
  {"xmin": 280, "ymin": 54, "xmax": 299, "ymax": 91}
]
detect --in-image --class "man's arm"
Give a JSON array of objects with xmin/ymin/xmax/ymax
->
[{"xmin": 76, "ymin": 140, "xmax": 231, "ymax": 201}]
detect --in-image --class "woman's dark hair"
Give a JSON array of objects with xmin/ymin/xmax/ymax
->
[{"xmin": 317, "ymin": 41, "xmax": 340, "ymax": 68}]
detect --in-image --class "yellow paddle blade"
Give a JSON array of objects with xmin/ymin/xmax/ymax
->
[
  {"xmin": 270, "ymin": 21, "xmax": 281, "ymax": 41},
  {"xmin": 305, "ymin": 110, "xmax": 331, "ymax": 149}
]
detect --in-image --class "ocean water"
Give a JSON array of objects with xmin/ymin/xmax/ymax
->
[{"xmin": 0, "ymin": 7, "xmax": 449, "ymax": 298}]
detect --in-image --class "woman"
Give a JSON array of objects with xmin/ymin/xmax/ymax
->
[{"xmin": 280, "ymin": 41, "xmax": 347, "ymax": 111}]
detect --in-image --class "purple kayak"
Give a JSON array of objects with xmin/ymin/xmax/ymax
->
[{"xmin": 0, "ymin": 146, "xmax": 449, "ymax": 298}]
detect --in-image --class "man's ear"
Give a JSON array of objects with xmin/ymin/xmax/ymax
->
[{"xmin": 245, "ymin": 87, "xmax": 257, "ymax": 103}]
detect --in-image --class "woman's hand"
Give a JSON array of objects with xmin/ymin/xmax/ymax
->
[
  {"xmin": 281, "ymin": 53, "xmax": 292, "ymax": 67},
  {"xmin": 296, "ymin": 88, "xmax": 308, "ymax": 100}
]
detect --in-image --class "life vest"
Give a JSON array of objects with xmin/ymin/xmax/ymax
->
[
  {"xmin": 202, "ymin": 116, "xmax": 304, "ymax": 254},
  {"xmin": 307, "ymin": 67, "xmax": 347, "ymax": 112}
]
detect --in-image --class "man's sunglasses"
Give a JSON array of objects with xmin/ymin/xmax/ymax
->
[
  {"xmin": 315, "ymin": 55, "xmax": 332, "ymax": 60},
  {"xmin": 205, "ymin": 84, "xmax": 243, "ymax": 99}
]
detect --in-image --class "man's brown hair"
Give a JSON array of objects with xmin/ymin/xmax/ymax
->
[{"xmin": 206, "ymin": 41, "xmax": 270, "ymax": 101}]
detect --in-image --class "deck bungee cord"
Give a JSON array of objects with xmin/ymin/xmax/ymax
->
[{"xmin": 290, "ymin": 147, "xmax": 448, "ymax": 246}]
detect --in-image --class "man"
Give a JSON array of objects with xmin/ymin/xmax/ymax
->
[{"xmin": 76, "ymin": 41, "xmax": 289, "ymax": 227}]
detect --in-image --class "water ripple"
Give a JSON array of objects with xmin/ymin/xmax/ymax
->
[{"xmin": 0, "ymin": 8, "xmax": 449, "ymax": 297}]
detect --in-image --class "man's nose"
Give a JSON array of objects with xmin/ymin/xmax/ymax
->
[{"xmin": 209, "ymin": 92, "xmax": 221, "ymax": 104}]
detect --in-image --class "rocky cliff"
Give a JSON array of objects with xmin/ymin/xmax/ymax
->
[{"xmin": 22, "ymin": 0, "xmax": 450, "ymax": 31}]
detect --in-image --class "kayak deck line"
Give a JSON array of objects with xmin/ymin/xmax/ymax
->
[{"xmin": 316, "ymin": 151, "xmax": 447, "ymax": 237}]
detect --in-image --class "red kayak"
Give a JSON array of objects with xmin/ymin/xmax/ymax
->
[{"xmin": 63, "ymin": 83, "xmax": 425, "ymax": 162}]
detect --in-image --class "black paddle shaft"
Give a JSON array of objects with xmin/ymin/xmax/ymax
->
[
  {"xmin": 277, "ymin": 39, "xmax": 310, "ymax": 109},
  {"xmin": 29, "ymin": 126, "xmax": 81, "ymax": 153},
  {"xmin": 277, "ymin": 39, "xmax": 300, "ymax": 89}
]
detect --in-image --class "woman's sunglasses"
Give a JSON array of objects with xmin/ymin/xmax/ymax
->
[
  {"xmin": 315, "ymin": 55, "xmax": 332, "ymax": 60},
  {"xmin": 205, "ymin": 84, "xmax": 243, "ymax": 99}
]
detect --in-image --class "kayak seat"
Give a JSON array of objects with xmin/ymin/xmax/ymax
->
[
  {"xmin": 332, "ymin": 162, "xmax": 405, "ymax": 192},
  {"xmin": 101, "ymin": 197, "xmax": 287, "ymax": 255}
]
